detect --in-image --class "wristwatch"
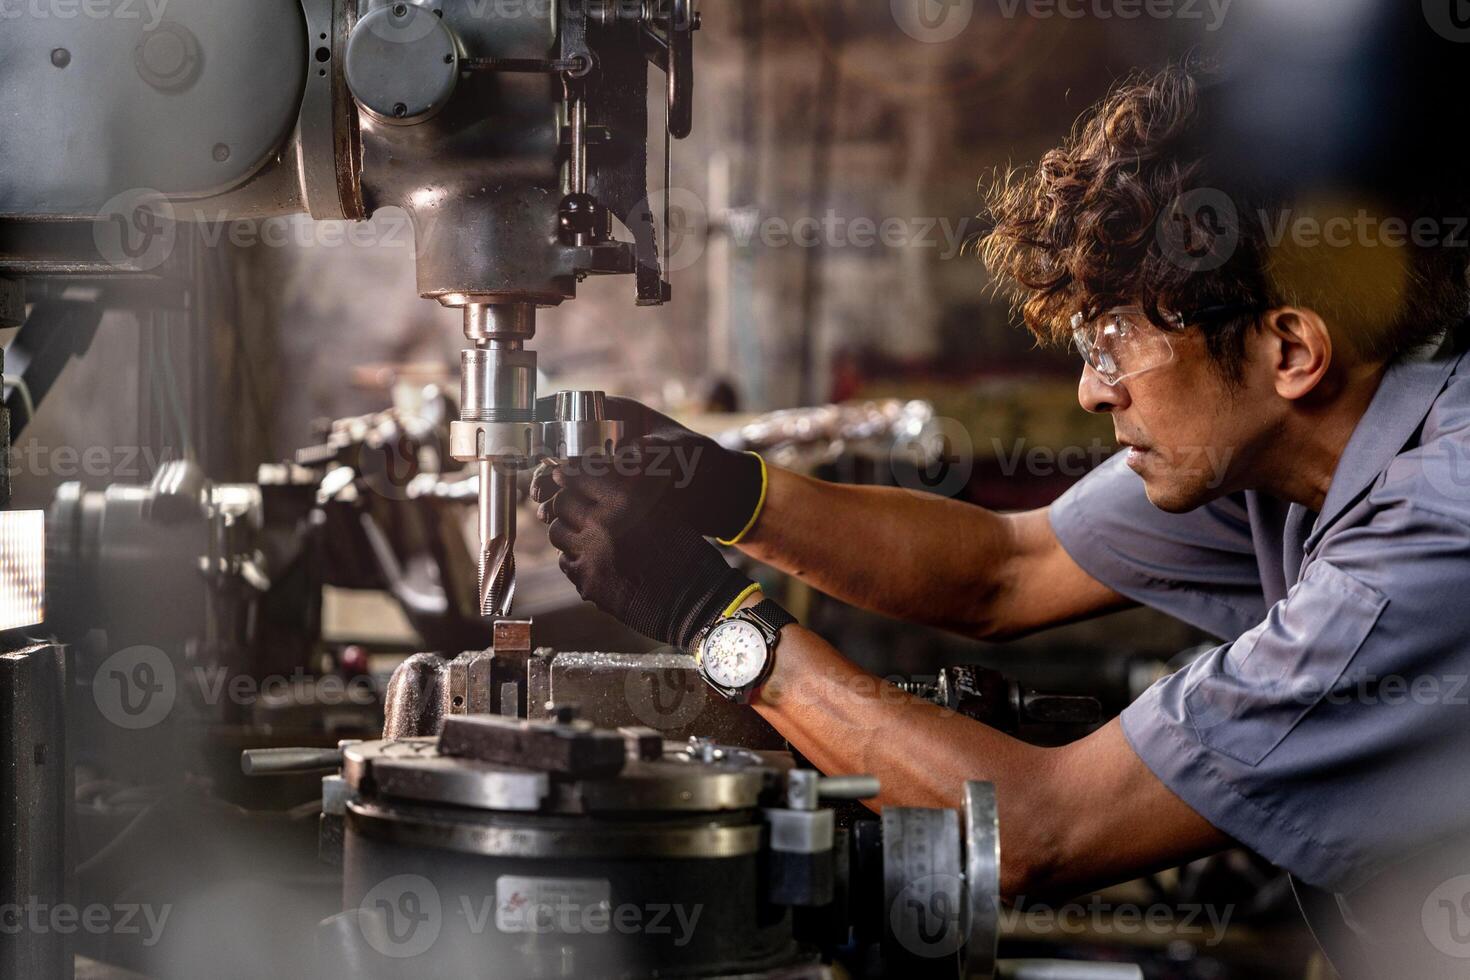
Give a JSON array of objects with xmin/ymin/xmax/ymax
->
[{"xmin": 694, "ymin": 598, "xmax": 797, "ymax": 704}]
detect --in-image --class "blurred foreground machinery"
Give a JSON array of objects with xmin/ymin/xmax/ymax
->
[{"xmin": 248, "ymin": 710, "xmax": 1142, "ymax": 980}]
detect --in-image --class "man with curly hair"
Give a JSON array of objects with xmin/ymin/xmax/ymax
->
[{"xmin": 534, "ymin": 64, "xmax": 1470, "ymax": 975}]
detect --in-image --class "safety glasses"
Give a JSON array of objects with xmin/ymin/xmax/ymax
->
[
  {"xmin": 1070, "ymin": 307, "xmax": 1179, "ymax": 387},
  {"xmin": 1070, "ymin": 303, "xmax": 1259, "ymax": 387}
]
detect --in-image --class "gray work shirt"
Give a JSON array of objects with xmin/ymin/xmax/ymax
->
[{"xmin": 1051, "ymin": 342, "xmax": 1470, "ymax": 975}]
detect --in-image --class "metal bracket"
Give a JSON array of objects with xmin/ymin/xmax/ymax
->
[{"xmin": 298, "ymin": 0, "xmax": 363, "ymax": 220}]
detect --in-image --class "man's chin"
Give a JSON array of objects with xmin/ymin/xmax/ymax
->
[{"xmin": 1139, "ymin": 475, "xmax": 1213, "ymax": 514}]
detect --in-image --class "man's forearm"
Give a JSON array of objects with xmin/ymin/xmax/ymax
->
[
  {"xmin": 737, "ymin": 467, "xmax": 1127, "ymax": 639},
  {"xmin": 750, "ymin": 615, "xmax": 1233, "ymax": 899},
  {"xmin": 737, "ymin": 467, "xmax": 1015, "ymax": 635}
]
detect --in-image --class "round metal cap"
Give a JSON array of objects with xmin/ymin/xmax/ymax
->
[{"xmin": 345, "ymin": 2, "xmax": 459, "ymax": 125}]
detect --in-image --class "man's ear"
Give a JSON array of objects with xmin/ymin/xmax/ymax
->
[{"xmin": 1258, "ymin": 307, "xmax": 1332, "ymax": 401}]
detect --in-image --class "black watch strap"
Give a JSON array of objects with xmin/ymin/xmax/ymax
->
[{"xmin": 743, "ymin": 598, "xmax": 797, "ymax": 637}]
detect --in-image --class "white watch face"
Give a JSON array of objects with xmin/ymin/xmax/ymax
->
[{"xmin": 702, "ymin": 619, "xmax": 768, "ymax": 690}]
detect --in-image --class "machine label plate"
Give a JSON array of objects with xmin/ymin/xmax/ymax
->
[{"xmin": 495, "ymin": 875, "xmax": 612, "ymax": 934}]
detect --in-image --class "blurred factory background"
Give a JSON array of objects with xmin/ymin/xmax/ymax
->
[{"xmin": 6, "ymin": 1, "xmax": 1462, "ymax": 977}]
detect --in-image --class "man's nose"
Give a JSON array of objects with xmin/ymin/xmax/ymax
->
[{"xmin": 1078, "ymin": 363, "xmax": 1128, "ymax": 414}]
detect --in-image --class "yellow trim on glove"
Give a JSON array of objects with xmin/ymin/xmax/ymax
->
[
  {"xmin": 722, "ymin": 584, "xmax": 762, "ymax": 619},
  {"xmin": 716, "ymin": 452, "xmax": 768, "ymax": 547}
]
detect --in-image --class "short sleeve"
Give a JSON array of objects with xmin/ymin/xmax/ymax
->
[
  {"xmin": 1050, "ymin": 453, "xmax": 1267, "ymax": 640},
  {"xmin": 1121, "ymin": 500, "xmax": 1470, "ymax": 893}
]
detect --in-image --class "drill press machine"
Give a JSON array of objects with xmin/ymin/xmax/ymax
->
[{"xmin": 1, "ymin": 0, "xmax": 701, "ymax": 623}]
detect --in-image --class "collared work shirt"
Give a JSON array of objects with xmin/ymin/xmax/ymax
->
[{"xmin": 1050, "ymin": 344, "xmax": 1470, "ymax": 975}]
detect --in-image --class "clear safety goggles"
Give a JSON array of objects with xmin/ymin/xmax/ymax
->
[
  {"xmin": 1069, "ymin": 303, "xmax": 1258, "ymax": 387},
  {"xmin": 1070, "ymin": 307, "xmax": 1179, "ymax": 387}
]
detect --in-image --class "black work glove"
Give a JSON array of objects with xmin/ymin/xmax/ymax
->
[
  {"xmin": 536, "ymin": 396, "xmax": 764, "ymax": 543},
  {"xmin": 534, "ymin": 449, "xmax": 754, "ymax": 650}
]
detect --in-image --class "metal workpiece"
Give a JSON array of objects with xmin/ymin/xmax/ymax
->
[
  {"xmin": 439, "ymin": 713, "xmax": 629, "ymax": 778},
  {"xmin": 344, "ymin": 1, "xmax": 460, "ymax": 126},
  {"xmin": 382, "ymin": 650, "xmax": 496, "ymax": 739},
  {"xmin": 343, "ymin": 738, "xmax": 550, "ymax": 812}
]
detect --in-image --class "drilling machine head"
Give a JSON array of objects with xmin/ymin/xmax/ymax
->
[
  {"xmin": 343, "ymin": 0, "xmax": 699, "ymax": 621},
  {"xmin": 1, "ymin": 0, "xmax": 698, "ymax": 624}
]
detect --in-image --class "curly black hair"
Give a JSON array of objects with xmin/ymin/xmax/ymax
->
[{"xmin": 980, "ymin": 65, "xmax": 1470, "ymax": 380}]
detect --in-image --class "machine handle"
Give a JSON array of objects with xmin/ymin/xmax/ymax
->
[
  {"xmin": 240, "ymin": 747, "xmax": 343, "ymax": 776},
  {"xmin": 997, "ymin": 961, "xmax": 1144, "ymax": 980},
  {"xmin": 818, "ymin": 775, "xmax": 881, "ymax": 801}
]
